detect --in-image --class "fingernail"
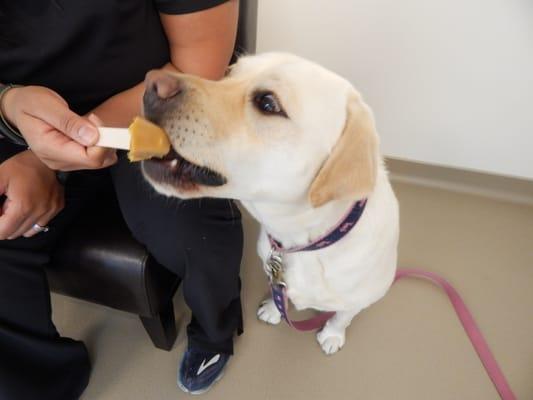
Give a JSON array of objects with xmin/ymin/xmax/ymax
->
[{"xmin": 78, "ymin": 125, "xmax": 98, "ymax": 146}]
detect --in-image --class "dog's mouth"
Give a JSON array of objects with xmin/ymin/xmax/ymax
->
[{"xmin": 142, "ymin": 147, "xmax": 227, "ymax": 190}]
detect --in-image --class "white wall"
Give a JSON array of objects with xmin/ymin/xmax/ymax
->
[{"xmin": 256, "ymin": 0, "xmax": 533, "ymax": 180}]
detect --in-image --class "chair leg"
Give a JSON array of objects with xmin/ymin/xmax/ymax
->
[{"xmin": 140, "ymin": 300, "xmax": 177, "ymax": 351}]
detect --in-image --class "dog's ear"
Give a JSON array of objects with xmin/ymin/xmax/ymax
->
[{"xmin": 308, "ymin": 92, "xmax": 379, "ymax": 207}]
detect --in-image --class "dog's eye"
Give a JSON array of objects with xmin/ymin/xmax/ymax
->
[{"xmin": 253, "ymin": 92, "xmax": 287, "ymax": 117}]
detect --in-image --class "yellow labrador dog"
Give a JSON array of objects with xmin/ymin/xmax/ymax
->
[{"xmin": 142, "ymin": 53, "xmax": 399, "ymax": 355}]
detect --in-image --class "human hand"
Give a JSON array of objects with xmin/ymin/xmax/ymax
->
[
  {"xmin": 1, "ymin": 86, "xmax": 117, "ymax": 171},
  {"xmin": 0, "ymin": 150, "xmax": 65, "ymax": 240}
]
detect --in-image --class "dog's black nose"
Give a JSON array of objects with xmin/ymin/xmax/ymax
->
[
  {"xmin": 143, "ymin": 70, "xmax": 184, "ymax": 122},
  {"xmin": 145, "ymin": 69, "xmax": 183, "ymax": 100}
]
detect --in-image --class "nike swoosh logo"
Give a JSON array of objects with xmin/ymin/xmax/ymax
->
[{"xmin": 197, "ymin": 354, "xmax": 221, "ymax": 376}]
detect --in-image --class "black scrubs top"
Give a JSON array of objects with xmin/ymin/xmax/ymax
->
[{"xmin": 0, "ymin": 0, "xmax": 228, "ymax": 115}]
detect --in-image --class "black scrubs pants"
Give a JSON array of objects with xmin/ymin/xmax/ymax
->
[{"xmin": 0, "ymin": 147, "xmax": 243, "ymax": 400}]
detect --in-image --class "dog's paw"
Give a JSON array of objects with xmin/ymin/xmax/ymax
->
[
  {"xmin": 257, "ymin": 299, "xmax": 282, "ymax": 325},
  {"xmin": 316, "ymin": 326, "xmax": 346, "ymax": 355}
]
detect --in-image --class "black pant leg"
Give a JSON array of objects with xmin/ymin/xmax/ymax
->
[
  {"xmin": 0, "ymin": 145, "xmax": 104, "ymax": 400},
  {"xmin": 0, "ymin": 247, "xmax": 90, "ymax": 400},
  {"xmin": 181, "ymin": 197, "xmax": 244, "ymax": 355},
  {"xmin": 110, "ymin": 154, "xmax": 244, "ymax": 354}
]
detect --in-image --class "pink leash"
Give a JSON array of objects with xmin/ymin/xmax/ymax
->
[
  {"xmin": 267, "ymin": 201, "xmax": 515, "ymax": 398},
  {"xmin": 275, "ymin": 268, "xmax": 516, "ymax": 399},
  {"xmin": 394, "ymin": 268, "xmax": 516, "ymax": 400}
]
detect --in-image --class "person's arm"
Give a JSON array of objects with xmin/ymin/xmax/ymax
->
[{"xmin": 90, "ymin": 0, "xmax": 239, "ymax": 127}]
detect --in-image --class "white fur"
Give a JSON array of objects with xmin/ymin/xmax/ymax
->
[
  {"xmin": 143, "ymin": 53, "xmax": 400, "ymax": 354},
  {"xmin": 250, "ymin": 165, "xmax": 398, "ymax": 354}
]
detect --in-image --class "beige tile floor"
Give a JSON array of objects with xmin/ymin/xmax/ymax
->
[{"xmin": 52, "ymin": 181, "xmax": 533, "ymax": 400}]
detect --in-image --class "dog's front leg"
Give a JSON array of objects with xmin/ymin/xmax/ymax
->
[
  {"xmin": 257, "ymin": 297, "xmax": 282, "ymax": 325},
  {"xmin": 316, "ymin": 307, "xmax": 362, "ymax": 355}
]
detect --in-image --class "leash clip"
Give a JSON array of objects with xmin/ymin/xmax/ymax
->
[{"xmin": 266, "ymin": 249, "xmax": 286, "ymax": 287}]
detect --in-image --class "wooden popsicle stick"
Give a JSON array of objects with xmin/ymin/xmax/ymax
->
[{"xmin": 96, "ymin": 127, "xmax": 130, "ymax": 150}]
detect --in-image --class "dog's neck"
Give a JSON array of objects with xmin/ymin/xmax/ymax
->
[{"xmin": 241, "ymin": 196, "xmax": 361, "ymax": 249}]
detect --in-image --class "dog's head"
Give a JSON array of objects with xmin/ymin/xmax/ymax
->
[{"xmin": 142, "ymin": 52, "xmax": 379, "ymax": 207}]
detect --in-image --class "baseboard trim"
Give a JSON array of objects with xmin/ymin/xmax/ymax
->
[{"xmin": 386, "ymin": 157, "xmax": 533, "ymax": 206}]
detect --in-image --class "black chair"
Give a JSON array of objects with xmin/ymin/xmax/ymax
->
[
  {"xmin": 46, "ymin": 1, "xmax": 257, "ymax": 352},
  {"xmin": 48, "ymin": 197, "xmax": 181, "ymax": 350}
]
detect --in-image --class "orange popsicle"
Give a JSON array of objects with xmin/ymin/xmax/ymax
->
[{"xmin": 96, "ymin": 117, "xmax": 171, "ymax": 162}]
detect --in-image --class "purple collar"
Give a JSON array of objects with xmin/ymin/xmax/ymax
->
[{"xmin": 267, "ymin": 199, "xmax": 367, "ymax": 254}]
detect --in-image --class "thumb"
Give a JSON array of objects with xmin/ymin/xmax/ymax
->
[{"xmin": 57, "ymin": 110, "xmax": 99, "ymax": 146}]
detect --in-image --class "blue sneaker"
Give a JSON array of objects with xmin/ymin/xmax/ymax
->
[{"xmin": 178, "ymin": 348, "xmax": 230, "ymax": 395}]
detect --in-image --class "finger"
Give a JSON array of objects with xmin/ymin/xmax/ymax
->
[
  {"xmin": 0, "ymin": 199, "xmax": 29, "ymax": 240},
  {"xmin": 25, "ymin": 117, "xmax": 95, "ymax": 166},
  {"xmin": 23, "ymin": 212, "xmax": 54, "ymax": 238},
  {"xmin": 32, "ymin": 98, "xmax": 99, "ymax": 146},
  {"xmin": 86, "ymin": 146, "xmax": 118, "ymax": 168},
  {"xmin": 28, "ymin": 118, "xmax": 115, "ymax": 170},
  {"xmin": 7, "ymin": 204, "xmax": 49, "ymax": 239},
  {"xmin": 13, "ymin": 215, "xmax": 44, "ymax": 239},
  {"xmin": 22, "ymin": 191, "xmax": 64, "ymax": 238},
  {"xmin": 87, "ymin": 113, "xmax": 104, "ymax": 126},
  {"xmin": 22, "ymin": 226, "xmax": 39, "ymax": 238}
]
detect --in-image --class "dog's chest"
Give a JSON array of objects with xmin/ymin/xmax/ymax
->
[
  {"xmin": 258, "ymin": 227, "xmax": 393, "ymax": 313},
  {"xmin": 282, "ymin": 252, "xmax": 348, "ymax": 311},
  {"xmin": 259, "ymin": 236, "xmax": 352, "ymax": 311}
]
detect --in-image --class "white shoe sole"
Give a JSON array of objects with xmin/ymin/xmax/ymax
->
[{"xmin": 178, "ymin": 371, "xmax": 225, "ymax": 395}]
